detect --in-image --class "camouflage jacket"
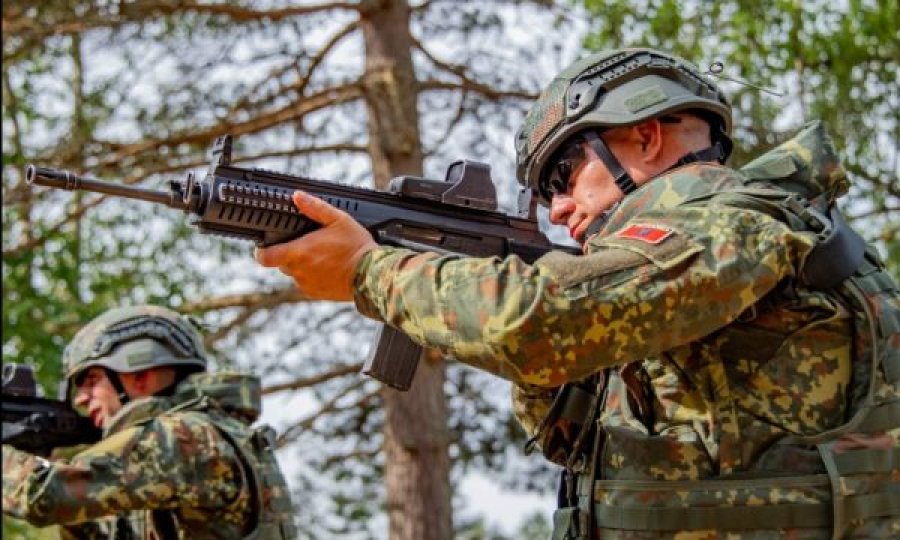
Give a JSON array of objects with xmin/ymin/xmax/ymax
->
[
  {"xmin": 354, "ymin": 155, "xmax": 899, "ymax": 537},
  {"xmin": 2, "ymin": 372, "xmax": 296, "ymax": 539},
  {"xmin": 354, "ymin": 160, "xmax": 845, "ymax": 443}
]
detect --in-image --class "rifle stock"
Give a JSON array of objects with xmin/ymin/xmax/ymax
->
[{"xmin": 27, "ymin": 135, "xmax": 577, "ymax": 390}]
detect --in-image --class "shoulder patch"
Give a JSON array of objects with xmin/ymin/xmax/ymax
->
[{"xmin": 615, "ymin": 223, "xmax": 674, "ymax": 244}]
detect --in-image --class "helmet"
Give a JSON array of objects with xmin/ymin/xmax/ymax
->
[
  {"xmin": 515, "ymin": 48, "xmax": 733, "ymax": 204},
  {"xmin": 63, "ymin": 305, "xmax": 208, "ymax": 389}
]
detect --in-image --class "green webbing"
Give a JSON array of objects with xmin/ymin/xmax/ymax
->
[
  {"xmin": 592, "ymin": 492, "xmax": 900, "ymax": 532},
  {"xmin": 551, "ymin": 507, "xmax": 584, "ymax": 540},
  {"xmin": 833, "ymin": 446, "xmax": 900, "ymax": 476},
  {"xmin": 873, "ymin": 283, "xmax": 900, "ymax": 382},
  {"xmin": 884, "ymin": 350, "xmax": 900, "ymax": 384},
  {"xmin": 592, "ymin": 501, "xmax": 831, "ymax": 531},
  {"xmin": 843, "ymin": 492, "xmax": 900, "ymax": 522},
  {"xmin": 818, "ymin": 440, "xmax": 847, "ymax": 539},
  {"xmin": 857, "ymin": 400, "xmax": 900, "ymax": 433}
]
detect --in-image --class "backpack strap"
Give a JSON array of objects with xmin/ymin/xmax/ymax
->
[{"xmin": 684, "ymin": 187, "xmax": 866, "ymax": 289}]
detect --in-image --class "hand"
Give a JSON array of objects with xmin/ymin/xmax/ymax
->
[{"xmin": 254, "ymin": 191, "xmax": 378, "ymax": 301}]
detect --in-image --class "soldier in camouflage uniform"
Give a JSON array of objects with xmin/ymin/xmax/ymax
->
[
  {"xmin": 255, "ymin": 48, "xmax": 899, "ymax": 538},
  {"xmin": 2, "ymin": 305, "xmax": 297, "ymax": 539}
]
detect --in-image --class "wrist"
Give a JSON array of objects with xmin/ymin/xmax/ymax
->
[{"xmin": 351, "ymin": 246, "xmax": 386, "ymax": 320}]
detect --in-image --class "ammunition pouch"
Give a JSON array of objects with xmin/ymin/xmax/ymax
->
[{"xmin": 526, "ymin": 373, "xmax": 607, "ymax": 468}]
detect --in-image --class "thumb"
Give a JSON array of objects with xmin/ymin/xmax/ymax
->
[{"xmin": 292, "ymin": 191, "xmax": 344, "ymax": 226}]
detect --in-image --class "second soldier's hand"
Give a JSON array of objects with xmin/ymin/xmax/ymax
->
[{"xmin": 254, "ymin": 191, "xmax": 378, "ymax": 301}]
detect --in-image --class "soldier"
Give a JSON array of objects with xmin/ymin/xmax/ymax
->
[
  {"xmin": 2, "ymin": 305, "xmax": 297, "ymax": 539},
  {"xmin": 254, "ymin": 48, "xmax": 899, "ymax": 537}
]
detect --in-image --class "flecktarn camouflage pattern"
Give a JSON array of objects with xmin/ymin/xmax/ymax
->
[
  {"xmin": 3, "ymin": 371, "xmax": 297, "ymax": 539},
  {"xmin": 352, "ymin": 121, "xmax": 899, "ymax": 537},
  {"xmin": 514, "ymin": 47, "xmax": 732, "ymax": 203}
]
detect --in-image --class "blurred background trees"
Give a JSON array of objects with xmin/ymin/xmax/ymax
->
[{"xmin": 3, "ymin": 0, "xmax": 896, "ymax": 538}]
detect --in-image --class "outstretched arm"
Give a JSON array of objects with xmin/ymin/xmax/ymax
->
[{"xmin": 2, "ymin": 414, "xmax": 244, "ymax": 526}]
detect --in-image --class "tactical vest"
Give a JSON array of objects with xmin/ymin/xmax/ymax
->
[
  {"xmin": 163, "ymin": 375, "xmax": 297, "ymax": 540},
  {"xmin": 200, "ymin": 411, "xmax": 298, "ymax": 540},
  {"xmin": 539, "ymin": 122, "xmax": 900, "ymax": 539},
  {"xmin": 104, "ymin": 374, "xmax": 298, "ymax": 540}
]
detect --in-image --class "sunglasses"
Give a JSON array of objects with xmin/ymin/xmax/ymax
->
[
  {"xmin": 539, "ymin": 133, "xmax": 597, "ymax": 201},
  {"xmin": 538, "ymin": 117, "xmax": 685, "ymax": 201}
]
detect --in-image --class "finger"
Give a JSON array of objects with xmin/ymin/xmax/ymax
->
[
  {"xmin": 254, "ymin": 242, "xmax": 297, "ymax": 268},
  {"xmin": 292, "ymin": 191, "xmax": 345, "ymax": 227}
]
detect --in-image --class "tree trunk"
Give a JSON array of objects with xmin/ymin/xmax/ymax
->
[{"xmin": 359, "ymin": 1, "xmax": 453, "ymax": 539}]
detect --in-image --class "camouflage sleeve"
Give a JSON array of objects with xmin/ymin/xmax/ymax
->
[
  {"xmin": 353, "ymin": 203, "xmax": 816, "ymax": 387},
  {"xmin": 511, "ymin": 383, "xmax": 558, "ymax": 437},
  {"xmin": 2, "ymin": 412, "xmax": 243, "ymax": 527}
]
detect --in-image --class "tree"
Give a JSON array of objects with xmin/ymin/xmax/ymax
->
[
  {"xmin": 579, "ymin": 0, "xmax": 899, "ymax": 276},
  {"xmin": 3, "ymin": 1, "xmax": 575, "ymax": 537}
]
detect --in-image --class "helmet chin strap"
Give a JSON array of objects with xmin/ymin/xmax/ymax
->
[
  {"xmin": 102, "ymin": 367, "xmax": 130, "ymax": 406},
  {"xmin": 582, "ymin": 131, "xmax": 637, "ymax": 196}
]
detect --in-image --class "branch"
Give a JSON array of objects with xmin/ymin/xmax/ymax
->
[
  {"xmin": 228, "ymin": 20, "xmax": 360, "ymax": 118},
  {"xmin": 412, "ymin": 36, "xmax": 538, "ymax": 102},
  {"xmin": 96, "ymin": 83, "xmax": 365, "ymax": 167},
  {"xmin": 139, "ymin": 1, "xmax": 360, "ymax": 22},
  {"xmin": 3, "ymin": 2, "xmax": 359, "ymax": 41},
  {"xmin": 425, "ymin": 89, "xmax": 469, "ymax": 157},
  {"xmin": 321, "ymin": 447, "xmax": 380, "ymax": 468},
  {"xmin": 204, "ymin": 306, "xmax": 260, "ymax": 346},
  {"xmin": 3, "ymin": 194, "xmax": 107, "ymax": 258},
  {"xmin": 263, "ymin": 362, "xmax": 365, "ymax": 395},
  {"xmin": 179, "ymin": 288, "xmax": 304, "ymax": 313},
  {"xmin": 275, "ymin": 381, "xmax": 377, "ymax": 447},
  {"xmin": 418, "ymin": 78, "xmax": 537, "ymax": 101}
]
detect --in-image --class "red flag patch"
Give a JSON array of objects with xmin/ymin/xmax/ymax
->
[{"xmin": 615, "ymin": 223, "xmax": 674, "ymax": 244}]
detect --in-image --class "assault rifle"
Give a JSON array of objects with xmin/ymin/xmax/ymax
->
[
  {"xmin": 27, "ymin": 135, "xmax": 577, "ymax": 391},
  {"xmin": 2, "ymin": 363, "xmax": 102, "ymax": 455}
]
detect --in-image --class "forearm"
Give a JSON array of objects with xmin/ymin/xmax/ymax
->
[
  {"xmin": 2, "ymin": 444, "xmax": 52, "ymax": 522},
  {"xmin": 354, "ymin": 246, "xmax": 567, "ymax": 383},
  {"xmin": 2, "ymin": 418, "xmax": 242, "ymax": 526},
  {"xmin": 353, "ymin": 209, "xmax": 809, "ymax": 387}
]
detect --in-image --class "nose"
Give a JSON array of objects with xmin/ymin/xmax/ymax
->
[
  {"xmin": 548, "ymin": 194, "xmax": 576, "ymax": 225},
  {"xmin": 72, "ymin": 387, "xmax": 90, "ymax": 408}
]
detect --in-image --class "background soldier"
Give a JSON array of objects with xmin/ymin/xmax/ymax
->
[
  {"xmin": 254, "ymin": 47, "xmax": 899, "ymax": 537},
  {"xmin": 2, "ymin": 305, "xmax": 297, "ymax": 539}
]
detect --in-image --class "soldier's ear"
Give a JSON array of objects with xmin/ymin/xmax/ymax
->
[
  {"xmin": 122, "ymin": 369, "xmax": 151, "ymax": 395},
  {"xmin": 634, "ymin": 119, "xmax": 664, "ymax": 161}
]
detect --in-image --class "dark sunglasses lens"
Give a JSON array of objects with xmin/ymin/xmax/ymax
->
[
  {"xmin": 542, "ymin": 141, "xmax": 583, "ymax": 197},
  {"xmin": 550, "ymin": 162, "xmax": 571, "ymax": 194}
]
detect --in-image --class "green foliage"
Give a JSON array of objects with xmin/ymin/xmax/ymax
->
[{"xmin": 580, "ymin": 0, "xmax": 899, "ymax": 277}]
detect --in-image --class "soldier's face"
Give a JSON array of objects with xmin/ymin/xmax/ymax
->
[
  {"xmin": 72, "ymin": 367, "xmax": 124, "ymax": 429},
  {"xmin": 548, "ymin": 139, "xmax": 630, "ymax": 242},
  {"xmin": 547, "ymin": 126, "xmax": 662, "ymax": 242}
]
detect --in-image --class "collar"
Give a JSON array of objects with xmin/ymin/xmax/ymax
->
[{"xmin": 581, "ymin": 161, "xmax": 746, "ymax": 245}]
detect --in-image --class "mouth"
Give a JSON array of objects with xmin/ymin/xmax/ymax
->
[
  {"xmin": 88, "ymin": 409, "xmax": 103, "ymax": 428},
  {"xmin": 569, "ymin": 221, "xmax": 586, "ymax": 242}
]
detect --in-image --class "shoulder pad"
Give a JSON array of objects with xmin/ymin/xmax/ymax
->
[{"xmin": 739, "ymin": 120, "xmax": 849, "ymax": 205}]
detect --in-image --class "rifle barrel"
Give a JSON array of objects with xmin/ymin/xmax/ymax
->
[{"xmin": 26, "ymin": 165, "xmax": 176, "ymax": 207}]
